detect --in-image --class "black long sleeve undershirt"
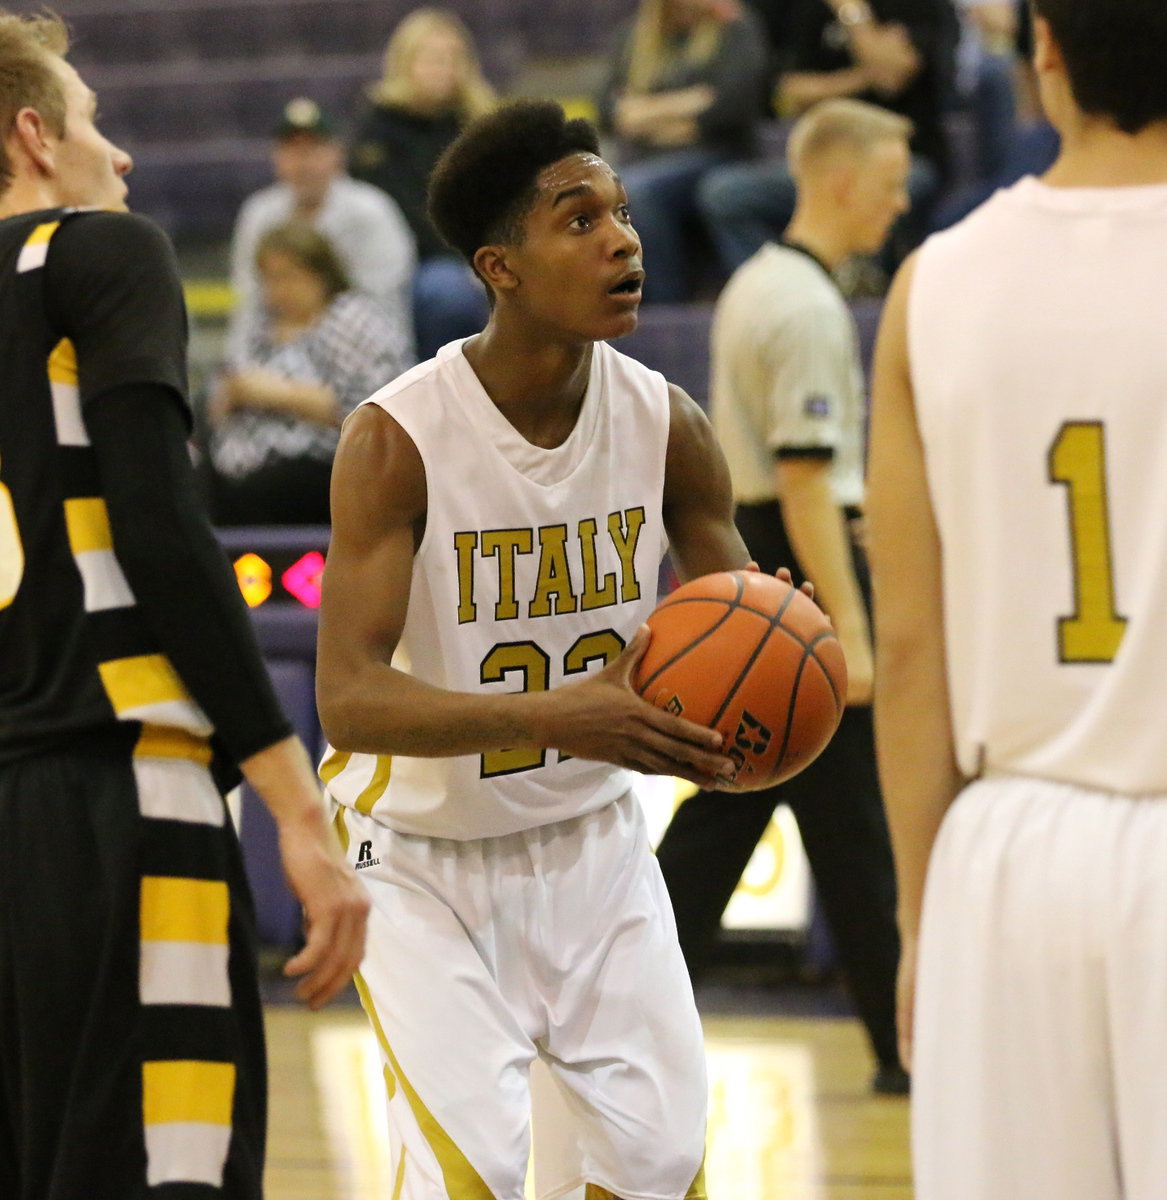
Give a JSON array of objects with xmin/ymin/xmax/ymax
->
[{"xmin": 85, "ymin": 382, "xmax": 292, "ymax": 768}]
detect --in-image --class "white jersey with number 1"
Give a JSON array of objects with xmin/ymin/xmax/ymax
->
[
  {"xmin": 319, "ymin": 337, "xmax": 670, "ymax": 839},
  {"xmin": 909, "ymin": 177, "xmax": 1167, "ymax": 796}
]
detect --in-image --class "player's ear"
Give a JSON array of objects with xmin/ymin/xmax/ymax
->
[
  {"xmin": 8, "ymin": 106, "xmax": 57, "ymax": 176},
  {"xmin": 473, "ymin": 244, "xmax": 519, "ymax": 295},
  {"xmin": 1031, "ymin": 15, "xmax": 1062, "ymax": 76}
]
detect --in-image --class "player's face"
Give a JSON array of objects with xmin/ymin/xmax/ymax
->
[
  {"xmin": 501, "ymin": 153, "xmax": 644, "ymax": 343},
  {"xmin": 49, "ymin": 58, "xmax": 132, "ymax": 211},
  {"xmin": 846, "ymin": 138, "xmax": 911, "ymax": 255},
  {"xmin": 257, "ymin": 249, "xmax": 330, "ymax": 324},
  {"xmin": 272, "ymin": 134, "xmax": 343, "ymax": 207}
]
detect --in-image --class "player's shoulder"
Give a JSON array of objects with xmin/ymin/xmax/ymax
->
[
  {"xmin": 48, "ymin": 208, "xmax": 177, "ymax": 277},
  {"xmin": 360, "ymin": 339, "xmax": 459, "ymax": 415}
]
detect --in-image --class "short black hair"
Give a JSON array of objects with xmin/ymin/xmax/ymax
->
[
  {"xmin": 1032, "ymin": 0, "xmax": 1167, "ymax": 134},
  {"xmin": 427, "ymin": 99, "xmax": 602, "ymax": 268}
]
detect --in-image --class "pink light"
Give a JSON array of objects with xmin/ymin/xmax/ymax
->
[{"xmin": 282, "ymin": 551, "xmax": 325, "ymax": 609}]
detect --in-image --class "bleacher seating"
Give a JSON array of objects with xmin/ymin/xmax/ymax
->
[{"xmin": 52, "ymin": 0, "xmax": 637, "ymax": 241}]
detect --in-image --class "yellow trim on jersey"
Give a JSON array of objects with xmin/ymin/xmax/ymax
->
[
  {"xmin": 353, "ymin": 972, "xmax": 495, "ymax": 1200},
  {"xmin": 142, "ymin": 1060, "xmax": 235, "ymax": 1127},
  {"xmin": 25, "ymin": 221, "xmax": 60, "ymax": 248},
  {"xmin": 135, "ymin": 725, "xmax": 214, "ymax": 765},
  {"xmin": 141, "ymin": 877, "xmax": 229, "ymax": 945},
  {"xmin": 98, "ymin": 653, "xmax": 192, "ymax": 714},
  {"xmin": 332, "ymin": 805, "xmax": 351, "ymax": 853},
  {"xmin": 64, "ymin": 496, "xmax": 114, "ymax": 554},
  {"xmin": 48, "ymin": 337, "xmax": 78, "ymax": 385},
  {"xmin": 17, "ymin": 221, "xmax": 61, "ymax": 272},
  {"xmin": 319, "ymin": 748, "xmax": 352, "ymax": 788},
  {"xmin": 355, "ymin": 756, "xmax": 392, "ymax": 816}
]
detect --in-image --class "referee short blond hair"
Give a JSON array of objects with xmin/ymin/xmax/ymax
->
[{"xmin": 786, "ymin": 99, "xmax": 913, "ymax": 179}]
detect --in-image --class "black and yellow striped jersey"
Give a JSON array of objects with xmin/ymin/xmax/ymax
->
[{"xmin": 0, "ymin": 207, "xmax": 207, "ymax": 764}]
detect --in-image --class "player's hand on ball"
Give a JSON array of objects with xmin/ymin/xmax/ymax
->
[{"xmin": 539, "ymin": 625, "xmax": 737, "ymax": 787}]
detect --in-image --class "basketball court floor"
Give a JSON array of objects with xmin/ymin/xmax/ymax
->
[{"xmin": 262, "ymin": 997, "xmax": 912, "ymax": 1199}]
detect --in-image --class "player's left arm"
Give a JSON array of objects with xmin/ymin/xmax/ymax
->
[
  {"xmin": 866, "ymin": 252, "xmax": 964, "ymax": 1067},
  {"xmin": 662, "ymin": 382, "xmax": 752, "ymax": 581}
]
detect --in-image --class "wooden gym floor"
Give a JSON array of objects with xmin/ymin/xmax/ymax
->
[{"xmin": 263, "ymin": 997, "xmax": 912, "ymax": 1199}]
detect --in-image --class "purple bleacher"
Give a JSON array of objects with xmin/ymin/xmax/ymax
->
[{"xmin": 616, "ymin": 304, "xmax": 716, "ymax": 408}]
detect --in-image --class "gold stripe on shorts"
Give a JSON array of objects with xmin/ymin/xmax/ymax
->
[{"xmin": 354, "ymin": 972, "xmax": 494, "ymax": 1200}]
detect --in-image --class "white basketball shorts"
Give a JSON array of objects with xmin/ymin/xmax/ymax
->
[
  {"xmin": 912, "ymin": 773, "xmax": 1167, "ymax": 1200},
  {"xmin": 333, "ymin": 791, "xmax": 709, "ymax": 1200}
]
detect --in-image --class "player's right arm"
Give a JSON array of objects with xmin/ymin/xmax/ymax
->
[
  {"xmin": 866, "ymin": 253, "xmax": 964, "ymax": 1066},
  {"xmin": 316, "ymin": 404, "xmax": 735, "ymax": 785}
]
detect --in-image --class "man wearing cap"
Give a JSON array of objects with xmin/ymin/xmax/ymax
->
[{"xmin": 227, "ymin": 97, "xmax": 416, "ymax": 364}]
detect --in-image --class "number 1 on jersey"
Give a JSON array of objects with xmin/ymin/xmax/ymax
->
[
  {"xmin": 0, "ymin": 452, "xmax": 25, "ymax": 610},
  {"xmin": 1048, "ymin": 421, "xmax": 1126, "ymax": 663}
]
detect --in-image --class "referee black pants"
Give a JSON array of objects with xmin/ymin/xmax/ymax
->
[
  {"xmin": 0, "ymin": 738, "xmax": 266, "ymax": 1199},
  {"xmin": 655, "ymin": 499, "xmax": 901, "ymax": 1070}
]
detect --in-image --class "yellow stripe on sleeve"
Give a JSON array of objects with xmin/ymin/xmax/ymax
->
[
  {"xmin": 64, "ymin": 497, "xmax": 114, "ymax": 554},
  {"xmin": 135, "ymin": 725, "xmax": 213, "ymax": 765},
  {"xmin": 98, "ymin": 653, "xmax": 192, "ymax": 714},
  {"xmin": 141, "ymin": 877, "xmax": 229, "ymax": 945},
  {"xmin": 48, "ymin": 337, "xmax": 77, "ymax": 385},
  {"xmin": 142, "ymin": 1060, "xmax": 235, "ymax": 1127}
]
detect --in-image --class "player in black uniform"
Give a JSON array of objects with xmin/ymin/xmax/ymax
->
[{"xmin": 0, "ymin": 13, "xmax": 368, "ymax": 1198}]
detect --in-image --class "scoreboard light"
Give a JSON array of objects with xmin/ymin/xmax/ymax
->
[
  {"xmin": 234, "ymin": 553, "xmax": 272, "ymax": 608},
  {"xmin": 232, "ymin": 549, "xmax": 324, "ymax": 609},
  {"xmin": 281, "ymin": 551, "xmax": 325, "ymax": 609}
]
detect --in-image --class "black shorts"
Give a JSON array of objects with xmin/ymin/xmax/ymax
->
[{"xmin": 0, "ymin": 737, "xmax": 266, "ymax": 1199}]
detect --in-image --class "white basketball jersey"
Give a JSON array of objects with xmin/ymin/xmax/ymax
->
[
  {"xmin": 321, "ymin": 339, "xmax": 671, "ymax": 838},
  {"xmin": 909, "ymin": 177, "xmax": 1167, "ymax": 794}
]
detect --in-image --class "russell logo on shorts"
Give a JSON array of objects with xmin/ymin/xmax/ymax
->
[{"xmin": 355, "ymin": 840, "xmax": 381, "ymax": 870}]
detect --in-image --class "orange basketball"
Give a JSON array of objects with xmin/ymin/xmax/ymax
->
[{"xmin": 633, "ymin": 570, "xmax": 847, "ymax": 790}]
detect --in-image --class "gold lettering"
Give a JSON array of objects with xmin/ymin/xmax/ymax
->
[
  {"xmin": 528, "ymin": 524, "xmax": 578, "ymax": 618},
  {"xmin": 481, "ymin": 529, "xmax": 533, "ymax": 621},
  {"xmin": 607, "ymin": 508, "xmax": 645, "ymax": 603},
  {"xmin": 453, "ymin": 532, "xmax": 478, "ymax": 624},
  {"xmin": 578, "ymin": 517, "xmax": 617, "ymax": 611}
]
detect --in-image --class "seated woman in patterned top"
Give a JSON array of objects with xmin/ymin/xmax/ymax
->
[{"xmin": 205, "ymin": 221, "xmax": 411, "ymax": 525}]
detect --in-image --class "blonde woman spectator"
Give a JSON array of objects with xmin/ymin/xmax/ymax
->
[
  {"xmin": 349, "ymin": 8, "xmax": 494, "ymax": 356},
  {"xmin": 597, "ymin": 0, "xmax": 768, "ymax": 302}
]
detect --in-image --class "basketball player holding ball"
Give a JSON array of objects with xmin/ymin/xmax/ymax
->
[{"xmin": 317, "ymin": 100, "xmax": 774, "ymax": 1200}]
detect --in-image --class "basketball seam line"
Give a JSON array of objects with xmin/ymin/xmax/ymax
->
[
  {"xmin": 637, "ymin": 573, "xmax": 747, "ymax": 693},
  {"xmin": 710, "ymin": 580, "xmax": 802, "ymax": 729}
]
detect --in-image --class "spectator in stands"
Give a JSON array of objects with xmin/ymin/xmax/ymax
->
[
  {"xmin": 228, "ymin": 97, "xmax": 416, "ymax": 364},
  {"xmin": 697, "ymin": 0, "xmax": 958, "ymax": 274},
  {"xmin": 207, "ymin": 222, "xmax": 411, "ymax": 526},
  {"xmin": 929, "ymin": 0, "xmax": 1059, "ymax": 229},
  {"xmin": 597, "ymin": 0, "xmax": 769, "ymax": 303},
  {"xmin": 953, "ymin": 0, "xmax": 1017, "ymax": 183},
  {"xmin": 349, "ymin": 8, "xmax": 493, "ymax": 358}
]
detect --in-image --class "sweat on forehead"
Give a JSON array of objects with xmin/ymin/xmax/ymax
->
[{"xmin": 537, "ymin": 153, "xmax": 614, "ymax": 192}]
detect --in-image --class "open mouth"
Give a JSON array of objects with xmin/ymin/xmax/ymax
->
[{"xmin": 609, "ymin": 277, "xmax": 643, "ymax": 296}]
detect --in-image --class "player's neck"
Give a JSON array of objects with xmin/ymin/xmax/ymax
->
[
  {"xmin": 462, "ymin": 324, "xmax": 593, "ymax": 449},
  {"xmin": 782, "ymin": 211, "xmax": 850, "ymax": 272},
  {"xmin": 0, "ymin": 177, "xmax": 66, "ymax": 220},
  {"xmin": 1044, "ymin": 118, "xmax": 1167, "ymax": 189}
]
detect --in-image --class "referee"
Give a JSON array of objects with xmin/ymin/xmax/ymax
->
[
  {"xmin": 655, "ymin": 98, "xmax": 911, "ymax": 1094},
  {"xmin": 0, "ymin": 13, "xmax": 367, "ymax": 1197}
]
